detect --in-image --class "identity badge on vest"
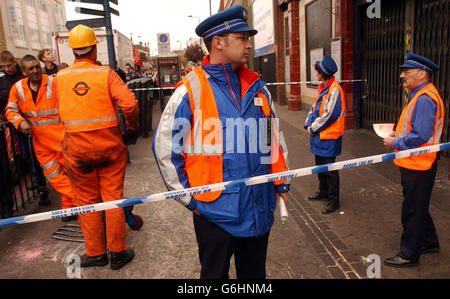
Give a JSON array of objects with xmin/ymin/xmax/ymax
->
[{"xmin": 253, "ymin": 97, "xmax": 263, "ymax": 107}]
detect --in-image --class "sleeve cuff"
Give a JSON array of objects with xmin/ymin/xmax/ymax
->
[
  {"xmin": 392, "ymin": 139, "xmax": 400, "ymax": 149},
  {"xmin": 185, "ymin": 197, "xmax": 197, "ymax": 211},
  {"xmin": 275, "ymin": 184, "xmax": 290, "ymax": 193}
]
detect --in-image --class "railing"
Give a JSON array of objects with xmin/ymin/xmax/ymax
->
[
  {"xmin": 126, "ymin": 78, "xmax": 163, "ymax": 138},
  {"xmin": 0, "ymin": 121, "xmax": 37, "ymax": 219}
]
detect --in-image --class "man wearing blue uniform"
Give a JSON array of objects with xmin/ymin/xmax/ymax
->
[
  {"xmin": 383, "ymin": 53, "xmax": 445, "ymax": 267},
  {"xmin": 304, "ymin": 56, "xmax": 345, "ymax": 214},
  {"xmin": 153, "ymin": 5, "xmax": 290, "ymax": 278}
]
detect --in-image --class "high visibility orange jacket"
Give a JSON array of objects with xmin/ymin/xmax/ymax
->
[
  {"xmin": 153, "ymin": 56, "xmax": 290, "ymax": 237},
  {"xmin": 181, "ymin": 67, "xmax": 288, "ymax": 202},
  {"xmin": 57, "ymin": 59, "xmax": 139, "ymax": 159},
  {"xmin": 394, "ymin": 83, "xmax": 445, "ymax": 170},
  {"xmin": 5, "ymin": 75, "xmax": 74, "ymax": 208},
  {"xmin": 304, "ymin": 77, "xmax": 345, "ymax": 157}
]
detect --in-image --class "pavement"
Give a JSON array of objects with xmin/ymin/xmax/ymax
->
[{"xmin": 0, "ymin": 101, "xmax": 449, "ymax": 279}]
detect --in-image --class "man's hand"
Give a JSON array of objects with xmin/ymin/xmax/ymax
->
[
  {"xmin": 276, "ymin": 192, "xmax": 289, "ymax": 206},
  {"xmin": 383, "ymin": 132, "xmax": 396, "ymax": 149},
  {"xmin": 19, "ymin": 121, "xmax": 32, "ymax": 136},
  {"xmin": 307, "ymin": 126, "xmax": 314, "ymax": 136}
]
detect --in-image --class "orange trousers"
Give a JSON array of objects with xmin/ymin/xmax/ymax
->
[
  {"xmin": 63, "ymin": 147, "xmax": 128, "ymax": 257},
  {"xmin": 33, "ymin": 138, "xmax": 74, "ymax": 209}
]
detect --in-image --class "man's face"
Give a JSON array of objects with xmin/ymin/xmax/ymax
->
[
  {"xmin": 400, "ymin": 68, "xmax": 426, "ymax": 90},
  {"xmin": 125, "ymin": 65, "xmax": 132, "ymax": 72},
  {"xmin": 315, "ymin": 69, "xmax": 324, "ymax": 81},
  {"xmin": 42, "ymin": 50, "xmax": 54, "ymax": 63},
  {"xmin": 0, "ymin": 61, "xmax": 17, "ymax": 76},
  {"xmin": 220, "ymin": 32, "xmax": 253, "ymax": 68},
  {"xmin": 22, "ymin": 59, "xmax": 42, "ymax": 82}
]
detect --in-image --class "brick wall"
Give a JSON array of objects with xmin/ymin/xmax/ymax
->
[{"xmin": 335, "ymin": 0, "xmax": 354, "ymax": 129}]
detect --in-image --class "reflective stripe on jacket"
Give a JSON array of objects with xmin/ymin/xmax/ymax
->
[
  {"xmin": 182, "ymin": 67, "xmax": 287, "ymax": 202},
  {"xmin": 153, "ymin": 56, "xmax": 290, "ymax": 237},
  {"xmin": 312, "ymin": 81, "xmax": 345, "ymax": 140},
  {"xmin": 5, "ymin": 75, "xmax": 62, "ymax": 139},
  {"xmin": 394, "ymin": 83, "xmax": 445, "ymax": 170},
  {"xmin": 57, "ymin": 60, "xmax": 119, "ymax": 132}
]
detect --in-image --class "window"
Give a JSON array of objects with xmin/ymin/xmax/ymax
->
[
  {"xmin": 8, "ymin": 1, "xmax": 27, "ymax": 48},
  {"xmin": 54, "ymin": 1, "xmax": 62, "ymax": 15},
  {"xmin": 39, "ymin": 0, "xmax": 47, "ymax": 12}
]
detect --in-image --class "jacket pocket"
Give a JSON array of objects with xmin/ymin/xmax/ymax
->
[{"xmin": 196, "ymin": 187, "xmax": 241, "ymax": 224}]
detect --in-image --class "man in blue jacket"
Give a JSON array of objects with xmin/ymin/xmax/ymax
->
[
  {"xmin": 304, "ymin": 56, "xmax": 345, "ymax": 214},
  {"xmin": 153, "ymin": 5, "xmax": 290, "ymax": 279}
]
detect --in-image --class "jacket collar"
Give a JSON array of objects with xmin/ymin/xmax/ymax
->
[
  {"xmin": 200, "ymin": 55, "xmax": 262, "ymax": 101},
  {"xmin": 317, "ymin": 76, "xmax": 336, "ymax": 95}
]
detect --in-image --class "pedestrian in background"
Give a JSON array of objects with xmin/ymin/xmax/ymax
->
[
  {"xmin": 38, "ymin": 49, "xmax": 62, "ymax": 77},
  {"xmin": 57, "ymin": 25, "xmax": 139, "ymax": 270},
  {"xmin": 383, "ymin": 53, "xmax": 445, "ymax": 267},
  {"xmin": 153, "ymin": 5, "xmax": 290, "ymax": 279},
  {"xmin": 304, "ymin": 55, "xmax": 345, "ymax": 214},
  {"xmin": 0, "ymin": 50, "xmax": 49, "ymax": 206},
  {"xmin": 5, "ymin": 55, "xmax": 75, "ymax": 218}
]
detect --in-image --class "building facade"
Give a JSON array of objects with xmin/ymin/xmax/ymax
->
[
  {"xmin": 0, "ymin": 0, "xmax": 66, "ymax": 59},
  {"xmin": 222, "ymin": 0, "xmax": 449, "ymax": 145}
]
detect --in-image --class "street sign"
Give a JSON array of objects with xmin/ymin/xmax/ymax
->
[
  {"xmin": 66, "ymin": 18, "xmax": 105, "ymax": 30},
  {"xmin": 157, "ymin": 33, "xmax": 171, "ymax": 54},
  {"xmin": 75, "ymin": 7, "xmax": 105, "ymax": 17},
  {"xmin": 70, "ymin": 0, "xmax": 120, "ymax": 70},
  {"xmin": 109, "ymin": 7, "xmax": 120, "ymax": 16}
]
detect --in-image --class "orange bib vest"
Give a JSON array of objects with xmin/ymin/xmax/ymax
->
[
  {"xmin": 7, "ymin": 75, "xmax": 60, "ymax": 131},
  {"xmin": 57, "ymin": 60, "xmax": 119, "ymax": 132},
  {"xmin": 181, "ymin": 67, "xmax": 287, "ymax": 202},
  {"xmin": 312, "ymin": 81, "xmax": 345, "ymax": 140},
  {"xmin": 394, "ymin": 83, "xmax": 445, "ymax": 171}
]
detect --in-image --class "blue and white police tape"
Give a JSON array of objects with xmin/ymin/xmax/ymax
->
[
  {"xmin": 0, "ymin": 142, "xmax": 448, "ymax": 228},
  {"xmin": 129, "ymin": 80, "xmax": 367, "ymax": 91}
]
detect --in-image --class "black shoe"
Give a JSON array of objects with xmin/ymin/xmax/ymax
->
[
  {"xmin": 422, "ymin": 246, "xmax": 440, "ymax": 254},
  {"xmin": 61, "ymin": 215, "xmax": 78, "ymax": 222},
  {"xmin": 308, "ymin": 192, "xmax": 327, "ymax": 201},
  {"xmin": 322, "ymin": 203, "xmax": 339, "ymax": 214},
  {"xmin": 110, "ymin": 249, "xmax": 134, "ymax": 270},
  {"xmin": 383, "ymin": 255, "xmax": 418, "ymax": 268},
  {"xmin": 80, "ymin": 253, "xmax": 108, "ymax": 268}
]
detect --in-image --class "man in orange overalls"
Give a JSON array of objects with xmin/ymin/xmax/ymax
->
[
  {"xmin": 57, "ymin": 25, "xmax": 139, "ymax": 270},
  {"xmin": 5, "ymin": 55, "xmax": 75, "ymax": 218}
]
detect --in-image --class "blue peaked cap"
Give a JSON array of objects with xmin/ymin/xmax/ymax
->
[
  {"xmin": 195, "ymin": 5, "xmax": 257, "ymax": 42},
  {"xmin": 315, "ymin": 55, "xmax": 338, "ymax": 76},
  {"xmin": 400, "ymin": 52, "xmax": 439, "ymax": 74}
]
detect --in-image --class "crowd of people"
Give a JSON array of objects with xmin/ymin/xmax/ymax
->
[{"xmin": 0, "ymin": 4, "xmax": 446, "ymax": 277}]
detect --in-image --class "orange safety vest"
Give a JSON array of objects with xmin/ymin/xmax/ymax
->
[
  {"xmin": 312, "ymin": 81, "xmax": 346, "ymax": 140},
  {"xmin": 181, "ymin": 67, "xmax": 287, "ymax": 202},
  {"xmin": 57, "ymin": 60, "xmax": 119, "ymax": 132},
  {"xmin": 394, "ymin": 83, "xmax": 445, "ymax": 171},
  {"xmin": 6, "ymin": 75, "xmax": 61, "ymax": 133}
]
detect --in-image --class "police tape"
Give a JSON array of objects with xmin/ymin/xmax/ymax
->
[
  {"xmin": 0, "ymin": 142, "xmax": 449, "ymax": 228},
  {"xmin": 128, "ymin": 80, "xmax": 367, "ymax": 91}
]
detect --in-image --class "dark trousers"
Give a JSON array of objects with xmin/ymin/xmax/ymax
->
[
  {"xmin": 315, "ymin": 155, "xmax": 340, "ymax": 207},
  {"xmin": 0, "ymin": 127, "xmax": 14, "ymax": 218},
  {"xmin": 17, "ymin": 132, "xmax": 46, "ymax": 192},
  {"xmin": 399, "ymin": 162, "xmax": 439, "ymax": 261},
  {"xmin": 193, "ymin": 214, "xmax": 270, "ymax": 279}
]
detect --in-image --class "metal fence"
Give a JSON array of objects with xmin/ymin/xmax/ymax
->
[
  {"xmin": 0, "ymin": 122, "xmax": 37, "ymax": 219},
  {"xmin": 126, "ymin": 78, "xmax": 162, "ymax": 137},
  {"xmin": 359, "ymin": 0, "xmax": 449, "ymax": 157}
]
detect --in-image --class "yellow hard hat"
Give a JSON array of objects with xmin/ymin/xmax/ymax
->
[{"xmin": 68, "ymin": 24, "xmax": 99, "ymax": 49}]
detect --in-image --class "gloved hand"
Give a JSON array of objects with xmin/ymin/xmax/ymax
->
[{"xmin": 123, "ymin": 130, "xmax": 138, "ymax": 145}]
